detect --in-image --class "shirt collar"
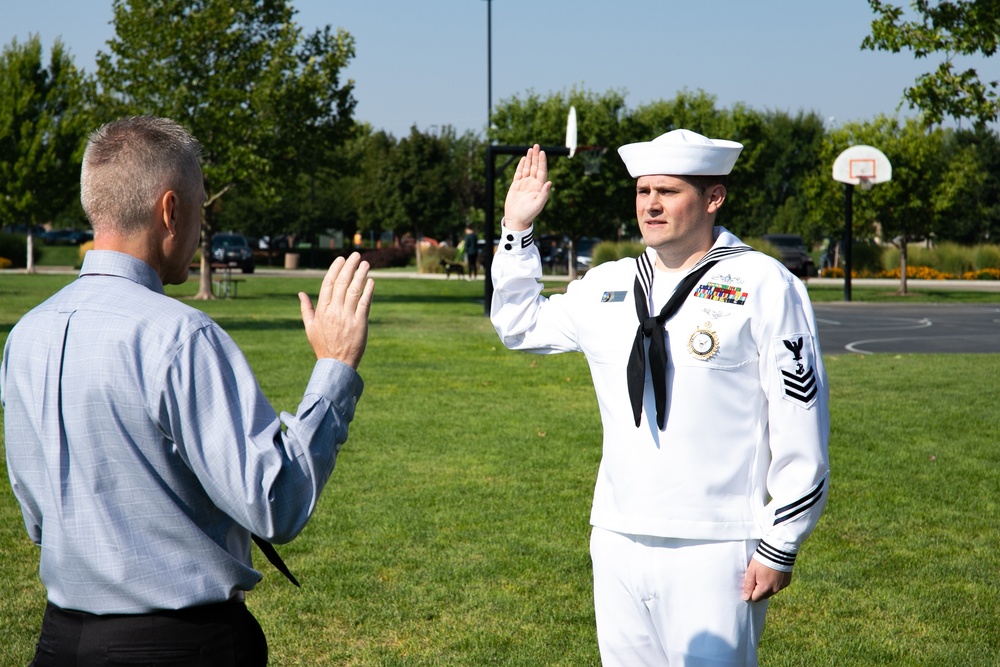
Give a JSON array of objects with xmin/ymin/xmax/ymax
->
[{"xmin": 79, "ymin": 250, "xmax": 166, "ymax": 295}]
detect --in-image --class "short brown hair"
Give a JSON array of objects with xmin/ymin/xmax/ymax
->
[{"xmin": 677, "ymin": 174, "xmax": 728, "ymax": 194}]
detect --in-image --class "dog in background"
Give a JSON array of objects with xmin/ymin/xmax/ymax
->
[{"xmin": 440, "ymin": 258, "xmax": 466, "ymax": 279}]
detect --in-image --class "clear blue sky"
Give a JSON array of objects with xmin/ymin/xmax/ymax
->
[{"xmin": 6, "ymin": 0, "xmax": 998, "ymax": 139}]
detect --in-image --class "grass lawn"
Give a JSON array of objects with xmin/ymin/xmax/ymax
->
[{"xmin": 0, "ymin": 273, "xmax": 997, "ymax": 665}]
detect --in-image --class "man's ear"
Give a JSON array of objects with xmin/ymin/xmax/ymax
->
[
  {"xmin": 706, "ymin": 184, "xmax": 727, "ymax": 213},
  {"xmin": 160, "ymin": 190, "xmax": 179, "ymax": 236}
]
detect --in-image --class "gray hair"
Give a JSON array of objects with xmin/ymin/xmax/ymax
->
[{"xmin": 80, "ymin": 116, "xmax": 203, "ymax": 235}]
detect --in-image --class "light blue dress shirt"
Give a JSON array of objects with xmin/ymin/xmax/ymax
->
[{"xmin": 1, "ymin": 250, "xmax": 364, "ymax": 614}]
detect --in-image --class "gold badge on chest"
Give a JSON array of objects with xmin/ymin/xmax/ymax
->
[{"xmin": 687, "ymin": 322, "xmax": 720, "ymax": 360}]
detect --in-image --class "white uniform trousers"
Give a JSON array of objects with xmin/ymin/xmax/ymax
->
[{"xmin": 590, "ymin": 527, "xmax": 768, "ymax": 666}]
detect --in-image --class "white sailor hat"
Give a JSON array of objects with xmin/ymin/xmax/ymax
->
[{"xmin": 617, "ymin": 129, "xmax": 743, "ymax": 178}]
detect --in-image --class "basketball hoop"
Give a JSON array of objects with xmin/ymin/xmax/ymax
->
[
  {"xmin": 578, "ymin": 146, "xmax": 607, "ymax": 176},
  {"xmin": 833, "ymin": 145, "xmax": 891, "ymax": 188}
]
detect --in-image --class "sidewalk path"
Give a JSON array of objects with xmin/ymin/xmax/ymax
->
[{"xmin": 6, "ymin": 266, "xmax": 1000, "ymax": 292}]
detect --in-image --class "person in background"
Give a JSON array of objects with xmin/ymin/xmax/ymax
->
[
  {"xmin": 490, "ymin": 131, "xmax": 829, "ymax": 665},
  {"xmin": 1, "ymin": 116, "xmax": 374, "ymax": 666},
  {"xmin": 464, "ymin": 224, "xmax": 480, "ymax": 279}
]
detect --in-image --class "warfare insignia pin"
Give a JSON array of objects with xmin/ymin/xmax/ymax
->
[
  {"xmin": 601, "ymin": 291, "xmax": 627, "ymax": 303},
  {"xmin": 688, "ymin": 322, "xmax": 720, "ymax": 360}
]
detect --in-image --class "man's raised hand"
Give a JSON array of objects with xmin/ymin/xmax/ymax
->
[
  {"xmin": 503, "ymin": 144, "xmax": 552, "ymax": 231},
  {"xmin": 298, "ymin": 253, "xmax": 374, "ymax": 369}
]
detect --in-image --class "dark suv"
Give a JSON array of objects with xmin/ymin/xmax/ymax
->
[
  {"xmin": 761, "ymin": 234, "xmax": 814, "ymax": 278},
  {"xmin": 211, "ymin": 233, "xmax": 255, "ymax": 273}
]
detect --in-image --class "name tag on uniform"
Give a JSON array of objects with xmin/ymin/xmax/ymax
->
[{"xmin": 601, "ymin": 291, "xmax": 627, "ymax": 303}]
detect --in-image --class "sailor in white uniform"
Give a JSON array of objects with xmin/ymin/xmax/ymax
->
[{"xmin": 491, "ymin": 130, "xmax": 830, "ymax": 666}]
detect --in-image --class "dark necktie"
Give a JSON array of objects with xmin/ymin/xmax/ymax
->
[
  {"xmin": 626, "ymin": 260, "xmax": 718, "ymax": 429},
  {"xmin": 252, "ymin": 534, "xmax": 300, "ymax": 587}
]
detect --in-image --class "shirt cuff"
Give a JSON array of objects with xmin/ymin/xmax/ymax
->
[
  {"xmin": 498, "ymin": 220, "xmax": 535, "ymax": 255},
  {"xmin": 752, "ymin": 540, "xmax": 797, "ymax": 573},
  {"xmin": 306, "ymin": 358, "xmax": 364, "ymax": 414}
]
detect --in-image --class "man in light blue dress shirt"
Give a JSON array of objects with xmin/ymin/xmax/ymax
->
[{"xmin": 1, "ymin": 116, "xmax": 374, "ymax": 665}]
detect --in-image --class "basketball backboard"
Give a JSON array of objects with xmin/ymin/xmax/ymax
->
[{"xmin": 833, "ymin": 145, "xmax": 892, "ymax": 187}]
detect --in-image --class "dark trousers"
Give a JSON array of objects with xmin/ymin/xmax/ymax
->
[{"xmin": 31, "ymin": 599, "xmax": 267, "ymax": 666}]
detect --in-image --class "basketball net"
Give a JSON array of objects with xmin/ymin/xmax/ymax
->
[{"xmin": 578, "ymin": 147, "xmax": 607, "ymax": 176}]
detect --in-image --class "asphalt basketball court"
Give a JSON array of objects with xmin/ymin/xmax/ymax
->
[{"xmin": 813, "ymin": 301, "xmax": 1000, "ymax": 355}]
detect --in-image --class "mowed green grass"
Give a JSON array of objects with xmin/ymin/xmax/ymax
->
[{"xmin": 0, "ymin": 272, "xmax": 997, "ymax": 666}]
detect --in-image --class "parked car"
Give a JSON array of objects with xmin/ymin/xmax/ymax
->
[
  {"xmin": 39, "ymin": 228, "xmax": 93, "ymax": 245},
  {"xmin": 574, "ymin": 237, "xmax": 601, "ymax": 271},
  {"xmin": 211, "ymin": 233, "xmax": 255, "ymax": 273},
  {"xmin": 761, "ymin": 234, "xmax": 815, "ymax": 278}
]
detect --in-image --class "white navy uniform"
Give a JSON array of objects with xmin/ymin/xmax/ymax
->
[{"xmin": 491, "ymin": 223, "xmax": 830, "ymax": 664}]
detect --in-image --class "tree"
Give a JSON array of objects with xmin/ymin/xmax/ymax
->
[
  {"xmin": 0, "ymin": 35, "xmax": 93, "ymax": 270},
  {"xmin": 863, "ymin": 0, "xmax": 1000, "ymax": 127},
  {"xmin": 394, "ymin": 126, "xmax": 469, "ymax": 242},
  {"xmin": 96, "ymin": 0, "xmax": 356, "ymax": 297},
  {"xmin": 350, "ymin": 128, "xmax": 407, "ymax": 241},
  {"xmin": 491, "ymin": 88, "xmax": 631, "ymax": 279},
  {"xmin": 724, "ymin": 107, "xmax": 827, "ymax": 242},
  {"xmin": 941, "ymin": 126, "xmax": 1000, "ymax": 243}
]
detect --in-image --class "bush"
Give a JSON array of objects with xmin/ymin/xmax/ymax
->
[
  {"xmin": 933, "ymin": 241, "xmax": 974, "ymax": 275},
  {"xmin": 744, "ymin": 237, "xmax": 781, "ymax": 263},
  {"xmin": 972, "ymin": 244, "xmax": 1000, "ymax": 270},
  {"xmin": 961, "ymin": 267, "xmax": 1000, "ymax": 280},
  {"xmin": 844, "ymin": 240, "xmax": 882, "ymax": 274},
  {"xmin": 359, "ymin": 245, "xmax": 414, "ymax": 270},
  {"xmin": 78, "ymin": 241, "xmax": 94, "ymax": 268},
  {"xmin": 879, "ymin": 265, "xmax": 954, "ymax": 280},
  {"xmin": 592, "ymin": 241, "xmax": 645, "ymax": 266},
  {"xmin": 416, "ymin": 244, "xmax": 459, "ymax": 274},
  {"xmin": 0, "ymin": 232, "xmax": 41, "ymax": 268}
]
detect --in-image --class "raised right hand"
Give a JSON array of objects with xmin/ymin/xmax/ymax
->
[
  {"xmin": 298, "ymin": 253, "xmax": 374, "ymax": 369},
  {"xmin": 503, "ymin": 144, "xmax": 552, "ymax": 231}
]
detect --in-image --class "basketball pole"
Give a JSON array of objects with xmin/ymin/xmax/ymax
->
[
  {"xmin": 832, "ymin": 146, "xmax": 891, "ymax": 303},
  {"xmin": 843, "ymin": 182, "xmax": 854, "ymax": 302}
]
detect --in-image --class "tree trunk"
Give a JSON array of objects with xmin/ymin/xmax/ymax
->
[
  {"xmin": 566, "ymin": 239, "xmax": 579, "ymax": 282},
  {"xmin": 898, "ymin": 240, "xmax": 908, "ymax": 295},
  {"xmin": 25, "ymin": 230, "xmax": 36, "ymax": 274},
  {"xmin": 194, "ymin": 208, "xmax": 214, "ymax": 300}
]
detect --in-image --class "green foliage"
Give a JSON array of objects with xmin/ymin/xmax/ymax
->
[
  {"xmin": 96, "ymin": 0, "xmax": 358, "ymax": 297},
  {"xmin": 591, "ymin": 240, "xmax": 645, "ymax": 266},
  {"xmin": 850, "ymin": 239, "xmax": 889, "ymax": 274},
  {"xmin": 415, "ymin": 243, "xmax": 459, "ymax": 274},
  {"xmin": 972, "ymin": 243, "xmax": 1000, "ymax": 269},
  {"xmin": 945, "ymin": 127, "xmax": 1000, "ymax": 243},
  {"xmin": 348, "ymin": 126, "xmax": 483, "ymax": 243},
  {"xmin": 881, "ymin": 241, "xmax": 1000, "ymax": 275},
  {"xmin": 743, "ymin": 237, "xmax": 783, "ymax": 263},
  {"xmin": 0, "ymin": 35, "xmax": 93, "ymax": 229},
  {"xmin": 863, "ymin": 0, "xmax": 1000, "ymax": 127},
  {"xmin": 491, "ymin": 88, "xmax": 633, "ymax": 248},
  {"xmin": 932, "ymin": 240, "xmax": 975, "ymax": 274},
  {"xmin": 0, "ymin": 232, "xmax": 41, "ymax": 268},
  {"xmin": 490, "ymin": 89, "xmax": 835, "ymax": 252}
]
